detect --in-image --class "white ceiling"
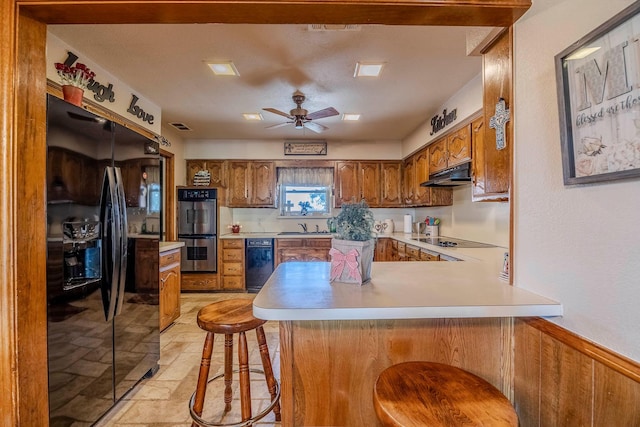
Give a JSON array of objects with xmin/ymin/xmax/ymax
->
[{"xmin": 48, "ymin": 24, "xmax": 483, "ymax": 142}]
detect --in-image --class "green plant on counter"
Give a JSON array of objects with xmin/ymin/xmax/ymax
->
[{"xmin": 333, "ymin": 200, "xmax": 375, "ymax": 241}]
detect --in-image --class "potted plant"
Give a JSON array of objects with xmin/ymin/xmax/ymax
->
[
  {"xmin": 329, "ymin": 200, "xmax": 376, "ymax": 285},
  {"xmin": 54, "ymin": 62, "xmax": 95, "ymax": 106}
]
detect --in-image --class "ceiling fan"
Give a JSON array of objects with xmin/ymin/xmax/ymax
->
[{"xmin": 263, "ymin": 90, "xmax": 339, "ymax": 133}]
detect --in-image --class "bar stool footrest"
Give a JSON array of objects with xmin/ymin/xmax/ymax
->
[{"xmin": 189, "ymin": 368, "xmax": 280, "ymax": 427}]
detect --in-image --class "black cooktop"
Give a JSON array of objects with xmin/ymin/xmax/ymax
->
[{"xmin": 411, "ymin": 236, "xmax": 497, "ymax": 248}]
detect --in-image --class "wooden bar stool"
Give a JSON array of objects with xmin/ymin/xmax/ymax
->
[
  {"xmin": 189, "ymin": 299, "xmax": 281, "ymax": 427},
  {"xmin": 373, "ymin": 361, "xmax": 517, "ymax": 427}
]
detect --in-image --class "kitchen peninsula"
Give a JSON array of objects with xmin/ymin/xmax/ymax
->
[{"xmin": 253, "ymin": 259, "xmax": 562, "ymax": 426}]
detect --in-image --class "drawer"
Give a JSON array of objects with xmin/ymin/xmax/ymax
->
[
  {"xmin": 159, "ymin": 249, "xmax": 180, "ymax": 268},
  {"xmin": 306, "ymin": 238, "xmax": 331, "ymax": 248},
  {"xmin": 223, "ymin": 262, "xmax": 243, "ymax": 276},
  {"xmin": 276, "ymin": 238, "xmax": 305, "ymax": 248},
  {"xmin": 222, "ymin": 276, "xmax": 244, "ymax": 290},
  {"xmin": 222, "ymin": 239, "xmax": 244, "ymax": 249},
  {"xmin": 420, "ymin": 250, "xmax": 440, "ymax": 261},
  {"xmin": 223, "ymin": 248, "xmax": 243, "ymax": 262}
]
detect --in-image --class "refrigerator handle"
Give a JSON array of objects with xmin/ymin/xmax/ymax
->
[
  {"xmin": 99, "ymin": 166, "xmax": 120, "ymax": 322},
  {"xmin": 113, "ymin": 166, "xmax": 128, "ymax": 316}
]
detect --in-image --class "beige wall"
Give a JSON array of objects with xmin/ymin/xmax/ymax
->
[{"xmin": 513, "ymin": 0, "xmax": 640, "ymax": 360}]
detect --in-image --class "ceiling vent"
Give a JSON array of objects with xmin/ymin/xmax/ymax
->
[
  {"xmin": 169, "ymin": 122, "xmax": 192, "ymax": 131},
  {"xmin": 308, "ymin": 24, "xmax": 361, "ymax": 32}
]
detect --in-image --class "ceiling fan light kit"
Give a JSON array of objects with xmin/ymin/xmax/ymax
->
[{"xmin": 262, "ymin": 90, "xmax": 339, "ymax": 133}]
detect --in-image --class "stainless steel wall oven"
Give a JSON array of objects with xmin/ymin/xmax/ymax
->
[{"xmin": 177, "ymin": 188, "xmax": 217, "ymax": 273}]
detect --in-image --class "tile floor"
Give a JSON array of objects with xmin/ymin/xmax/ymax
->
[{"xmin": 96, "ymin": 293, "xmax": 281, "ymax": 427}]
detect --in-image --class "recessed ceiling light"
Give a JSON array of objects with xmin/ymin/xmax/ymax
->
[
  {"xmin": 565, "ymin": 46, "xmax": 601, "ymax": 60},
  {"xmin": 207, "ymin": 61, "xmax": 240, "ymax": 76},
  {"xmin": 354, "ymin": 62, "xmax": 385, "ymax": 77},
  {"xmin": 342, "ymin": 113, "xmax": 361, "ymax": 121},
  {"xmin": 243, "ymin": 113, "xmax": 263, "ymax": 121}
]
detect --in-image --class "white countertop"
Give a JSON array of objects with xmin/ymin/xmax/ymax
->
[{"xmin": 253, "ymin": 261, "xmax": 562, "ymax": 321}]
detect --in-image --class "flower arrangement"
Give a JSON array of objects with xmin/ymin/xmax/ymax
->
[
  {"xmin": 54, "ymin": 62, "xmax": 95, "ymax": 89},
  {"xmin": 333, "ymin": 200, "xmax": 375, "ymax": 241},
  {"xmin": 227, "ymin": 223, "xmax": 242, "ymax": 233}
]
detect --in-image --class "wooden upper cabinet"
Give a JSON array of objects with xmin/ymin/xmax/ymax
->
[
  {"xmin": 428, "ymin": 138, "xmax": 448, "ymax": 174},
  {"xmin": 335, "ymin": 161, "xmax": 402, "ymax": 208},
  {"xmin": 227, "ymin": 161, "xmax": 275, "ymax": 207},
  {"xmin": 334, "ymin": 161, "xmax": 360, "ymax": 207},
  {"xmin": 360, "ymin": 161, "xmax": 381, "ymax": 207},
  {"xmin": 251, "ymin": 161, "xmax": 275, "ymax": 206},
  {"xmin": 474, "ymin": 27, "xmax": 512, "ymax": 202},
  {"xmin": 380, "ymin": 162, "xmax": 402, "ymax": 207},
  {"xmin": 447, "ymin": 125, "xmax": 472, "ymax": 167},
  {"xmin": 414, "ymin": 148, "xmax": 431, "ymax": 205},
  {"xmin": 402, "ymin": 157, "xmax": 416, "ymax": 206},
  {"xmin": 429, "ymin": 124, "xmax": 472, "ymax": 174},
  {"xmin": 186, "ymin": 159, "xmax": 226, "ymax": 187}
]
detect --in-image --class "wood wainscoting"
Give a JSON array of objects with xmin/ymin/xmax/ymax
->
[{"xmin": 514, "ymin": 318, "xmax": 640, "ymax": 426}]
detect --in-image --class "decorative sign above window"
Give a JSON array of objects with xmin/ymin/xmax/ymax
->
[{"xmin": 284, "ymin": 141, "xmax": 327, "ymax": 155}]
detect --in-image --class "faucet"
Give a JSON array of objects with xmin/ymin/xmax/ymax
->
[
  {"xmin": 315, "ymin": 224, "xmax": 320, "ymax": 233},
  {"xmin": 298, "ymin": 223, "xmax": 308, "ymax": 233}
]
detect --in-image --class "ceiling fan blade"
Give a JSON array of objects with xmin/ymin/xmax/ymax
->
[
  {"xmin": 306, "ymin": 107, "xmax": 339, "ymax": 120},
  {"xmin": 263, "ymin": 108, "xmax": 294, "ymax": 119},
  {"xmin": 265, "ymin": 122, "xmax": 292, "ymax": 130},
  {"xmin": 303, "ymin": 121, "xmax": 327, "ymax": 133}
]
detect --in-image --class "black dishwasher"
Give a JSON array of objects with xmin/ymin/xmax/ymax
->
[{"xmin": 245, "ymin": 238, "xmax": 274, "ymax": 293}]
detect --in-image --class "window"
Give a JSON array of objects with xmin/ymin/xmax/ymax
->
[{"xmin": 278, "ymin": 168, "xmax": 333, "ymax": 217}]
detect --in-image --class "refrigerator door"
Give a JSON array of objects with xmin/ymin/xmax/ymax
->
[{"xmin": 112, "ymin": 123, "xmax": 160, "ymax": 401}]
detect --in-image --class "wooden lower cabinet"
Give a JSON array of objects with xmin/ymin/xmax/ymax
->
[
  {"xmin": 159, "ymin": 249, "xmax": 181, "ymax": 331},
  {"xmin": 280, "ymin": 318, "xmax": 511, "ymax": 426},
  {"xmin": 220, "ymin": 239, "xmax": 245, "ymax": 291},
  {"xmin": 135, "ymin": 238, "xmax": 159, "ymax": 292},
  {"xmin": 275, "ymin": 238, "xmax": 331, "ymax": 267},
  {"xmin": 374, "ymin": 238, "xmax": 391, "ymax": 261}
]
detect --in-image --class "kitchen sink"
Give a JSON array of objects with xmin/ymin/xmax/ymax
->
[{"xmin": 277, "ymin": 231, "xmax": 332, "ymax": 235}]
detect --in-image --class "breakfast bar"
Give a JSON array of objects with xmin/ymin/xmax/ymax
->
[{"xmin": 253, "ymin": 260, "xmax": 562, "ymax": 426}]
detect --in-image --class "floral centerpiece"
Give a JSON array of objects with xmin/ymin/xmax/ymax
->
[
  {"xmin": 329, "ymin": 200, "xmax": 376, "ymax": 285},
  {"xmin": 54, "ymin": 62, "xmax": 95, "ymax": 106}
]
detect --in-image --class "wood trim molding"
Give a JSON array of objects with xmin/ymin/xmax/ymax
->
[
  {"xmin": 160, "ymin": 149, "xmax": 176, "ymax": 241},
  {"xmin": 521, "ymin": 317, "xmax": 640, "ymax": 383}
]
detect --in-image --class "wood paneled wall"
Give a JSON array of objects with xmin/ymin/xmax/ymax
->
[{"xmin": 515, "ymin": 318, "xmax": 640, "ymax": 426}]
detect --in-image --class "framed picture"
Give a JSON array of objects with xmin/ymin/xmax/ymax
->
[
  {"xmin": 555, "ymin": 2, "xmax": 640, "ymax": 185},
  {"xmin": 283, "ymin": 141, "xmax": 327, "ymax": 156}
]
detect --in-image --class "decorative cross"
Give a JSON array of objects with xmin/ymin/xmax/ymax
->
[{"xmin": 489, "ymin": 98, "xmax": 510, "ymax": 150}]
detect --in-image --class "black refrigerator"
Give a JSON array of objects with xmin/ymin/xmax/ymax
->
[{"xmin": 46, "ymin": 95, "xmax": 160, "ymax": 426}]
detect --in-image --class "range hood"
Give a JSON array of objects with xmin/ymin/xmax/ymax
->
[{"xmin": 421, "ymin": 162, "xmax": 472, "ymax": 187}]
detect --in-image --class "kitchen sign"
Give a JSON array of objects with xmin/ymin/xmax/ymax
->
[
  {"xmin": 47, "ymin": 34, "xmax": 161, "ymax": 134},
  {"xmin": 556, "ymin": 2, "xmax": 640, "ymax": 185},
  {"xmin": 429, "ymin": 108, "xmax": 458, "ymax": 135}
]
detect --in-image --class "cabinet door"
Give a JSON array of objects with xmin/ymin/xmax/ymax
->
[
  {"xmin": 228, "ymin": 161, "xmax": 250, "ymax": 206},
  {"xmin": 251, "ymin": 161, "xmax": 275, "ymax": 206},
  {"xmin": 159, "ymin": 264, "xmax": 180, "ymax": 331},
  {"xmin": 475, "ymin": 29, "xmax": 511, "ymax": 201},
  {"xmin": 402, "ymin": 157, "xmax": 415, "ymax": 206},
  {"xmin": 120, "ymin": 159, "xmax": 142, "ymax": 207},
  {"xmin": 428, "ymin": 138, "xmax": 448, "ymax": 174},
  {"xmin": 63, "ymin": 151, "xmax": 84, "ymax": 202},
  {"xmin": 207, "ymin": 160, "xmax": 227, "ymax": 187},
  {"xmin": 447, "ymin": 124, "xmax": 472, "ymax": 167},
  {"xmin": 186, "ymin": 160, "xmax": 207, "ymax": 186},
  {"xmin": 335, "ymin": 162, "xmax": 359, "ymax": 207},
  {"xmin": 414, "ymin": 149, "xmax": 431, "ymax": 206},
  {"xmin": 360, "ymin": 162, "xmax": 381, "ymax": 207},
  {"xmin": 380, "ymin": 162, "xmax": 402, "ymax": 207},
  {"xmin": 302, "ymin": 249, "xmax": 330, "ymax": 262},
  {"xmin": 374, "ymin": 238, "xmax": 391, "ymax": 261}
]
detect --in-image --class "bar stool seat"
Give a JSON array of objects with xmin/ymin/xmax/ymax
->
[
  {"xmin": 189, "ymin": 298, "xmax": 281, "ymax": 427},
  {"xmin": 373, "ymin": 361, "xmax": 517, "ymax": 427}
]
